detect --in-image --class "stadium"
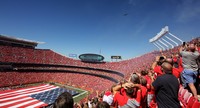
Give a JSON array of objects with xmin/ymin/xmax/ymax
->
[
  {"xmin": 0, "ymin": 27, "xmax": 200, "ymax": 108},
  {"xmin": 1, "ymin": 0, "xmax": 200, "ymax": 107}
]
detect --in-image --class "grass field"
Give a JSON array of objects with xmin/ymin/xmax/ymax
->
[{"xmin": 53, "ymin": 83, "xmax": 89, "ymax": 102}]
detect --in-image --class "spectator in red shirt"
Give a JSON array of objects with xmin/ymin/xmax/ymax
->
[
  {"xmin": 152, "ymin": 56, "xmax": 165, "ymax": 77},
  {"xmin": 173, "ymin": 53, "xmax": 183, "ymax": 74},
  {"xmin": 112, "ymin": 82, "xmax": 140, "ymax": 108},
  {"xmin": 102, "ymin": 84, "xmax": 116, "ymax": 106},
  {"xmin": 112, "ymin": 73, "xmax": 142, "ymax": 108},
  {"xmin": 141, "ymin": 70, "xmax": 155, "ymax": 107},
  {"xmin": 165, "ymin": 58, "xmax": 182, "ymax": 79},
  {"xmin": 139, "ymin": 76, "xmax": 148, "ymax": 108}
]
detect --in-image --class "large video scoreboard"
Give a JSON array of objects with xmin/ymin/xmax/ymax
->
[{"xmin": 79, "ymin": 53, "xmax": 104, "ymax": 63}]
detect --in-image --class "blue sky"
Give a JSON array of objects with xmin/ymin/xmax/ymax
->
[{"xmin": 0, "ymin": 0, "xmax": 200, "ymax": 61}]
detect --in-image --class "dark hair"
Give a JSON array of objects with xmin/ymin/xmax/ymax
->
[
  {"xmin": 141, "ymin": 70, "xmax": 148, "ymax": 76},
  {"xmin": 173, "ymin": 58, "xmax": 180, "ymax": 68},
  {"xmin": 157, "ymin": 56, "xmax": 165, "ymax": 66},
  {"xmin": 159, "ymin": 56, "xmax": 165, "ymax": 60},
  {"xmin": 140, "ymin": 77, "xmax": 147, "ymax": 86},
  {"xmin": 183, "ymin": 42, "xmax": 186, "ymax": 46},
  {"xmin": 53, "ymin": 92, "xmax": 74, "ymax": 108},
  {"xmin": 125, "ymin": 87, "xmax": 137, "ymax": 98},
  {"xmin": 96, "ymin": 101, "xmax": 110, "ymax": 108}
]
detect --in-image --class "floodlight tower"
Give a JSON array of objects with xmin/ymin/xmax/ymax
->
[{"xmin": 149, "ymin": 26, "xmax": 183, "ymax": 51}]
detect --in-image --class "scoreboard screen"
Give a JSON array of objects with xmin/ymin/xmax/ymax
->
[
  {"xmin": 111, "ymin": 56, "xmax": 122, "ymax": 59},
  {"xmin": 79, "ymin": 53, "xmax": 104, "ymax": 62}
]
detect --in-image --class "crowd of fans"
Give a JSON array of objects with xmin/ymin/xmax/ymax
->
[
  {"xmin": 16, "ymin": 66, "xmax": 123, "ymax": 80},
  {"xmin": 68, "ymin": 38, "xmax": 200, "ymax": 108},
  {"xmin": 0, "ymin": 44, "xmax": 156, "ymax": 76},
  {"xmin": 0, "ymin": 71, "xmax": 115, "ymax": 96},
  {"xmin": 0, "ymin": 38, "xmax": 200, "ymax": 108}
]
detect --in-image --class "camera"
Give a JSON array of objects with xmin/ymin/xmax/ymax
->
[
  {"xmin": 159, "ymin": 56, "xmax": 165, "ymax": 61},
  {"xmin": 182, "ymin": 42, "xmax": 186, "ymax": 46}
]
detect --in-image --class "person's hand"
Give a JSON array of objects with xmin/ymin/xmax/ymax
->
[
  {"xmin": 195, "ymin": 44, "xmax": 198, "ymax": 51},
  {"xmin": 123, "ymin": 82, "xmax": 134, "ymax": 89},
  {"xmin": 155, "ymin": 56, "xmax": 160, "ymax": 62},
  {"xmin": 123, "ymin": 82, "xmax": 140, "ymax": 89}
]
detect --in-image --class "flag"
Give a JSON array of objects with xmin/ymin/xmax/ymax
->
[{"xmin": 0, "ymin": 84, "xmax": 79, "ymax": 108}]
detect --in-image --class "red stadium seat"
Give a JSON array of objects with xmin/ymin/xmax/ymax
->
[
  {"xmin": 191, "ymin": 101, "xmax": 200, "ymax": 108},
  {"xmin": 183, "ymin": 91, "xmax": 192, "ymax": 104},
  {"xmin": 186, "ymin": 96, "xmax": 198, "ymax": 108},
  {"xmin": 179, "ymin": 89, "xmax": 188, "ymax": 100},
  {"xmin": 179, "ymin": 86, "xmax": 184, "ymax": 96}
]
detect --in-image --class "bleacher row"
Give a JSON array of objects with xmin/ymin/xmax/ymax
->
[{"xmin": 16, "ymin": 66, "xmax": 123, "ymax": 82}]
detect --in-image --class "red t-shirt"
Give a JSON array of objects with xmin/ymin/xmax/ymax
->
[
  {"xmin": 172, "ymin": 68, "xmax": 181, "ymax": 78},
  {"xmin": 113, "ymin": 88, "xmax": 140, "ymax": 107},
  {"xmin": 143, "ymin": 75, "xmax": 151, "ymax": 90},
  {"xmin": 139, "ymin": 85, "xmax": 148, "ymax": 108},
  {"xmin": 153, "ymin": 66, "xmax": 163, "ymax": 77},
  {"xmin": 178, "ymin": 57, "xmax": 183, "ymax": 72}
]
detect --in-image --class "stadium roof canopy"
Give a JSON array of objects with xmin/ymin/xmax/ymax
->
[{"xmin": 0, "ymin": 34, "xmax": 44, "ymax": 48}]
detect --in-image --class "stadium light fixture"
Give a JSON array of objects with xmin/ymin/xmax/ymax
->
[
  {"xmin": 153, "ymin": 42, "xmax": 162, "ymax": 51},
  {"xmin": 165, "ymin": 35, "xmax": 179, "ymax": 46},
  {"xmin": 162, "ymin": 38, "xmax": 174, "ymax": 48},
  {"xmin": 158, "ymin": 39, "xmax": 169, "ymax": 48},
  {"xmin": 155, "ymin": 41, "xmax": 165, "ymax": 50},
  {"xmin": 168, "ymin": 32, "xmax": 183, "ymax": 43},
  {"xmin": 149, "ymin": 26, "xmax": 183, "ymax": 51}
]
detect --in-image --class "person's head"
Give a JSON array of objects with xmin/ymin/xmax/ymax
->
[
  {"xmin": 141, "ymin": 70, "xmax": 148, "ymax": 76},
  {"xmin": 175, "ymin": 53, "xmax": 180, "ymax": 58},
  {"xmin": 157, "ymin": 56, "xmax": 165, "ymax": 66},
  {"xmin": 96, "ymin": 101, "xmax": 110, "ymax": 108},
  {"xmin": 189, "ymin": 43, "xmax": 196, "ymax": 52},
  {"xmin": 140, "ymin": 77, "xmax": 147, "ymax": 87},
  {"xmin": 125, "ymin": 86, "xmax": 137, "ymax": 98},
  {"xmin": 53, "ymin": 92, "xmax": 74, "ymax": 108},
  {"xmin": 161, "ymin": 62, "xmax": 173, "ymax": 74},
  {"xmin": 164, "ymin": 58, "xmax": 173, "ymax": 65},
  {"xmin": 129, "ymin": 73, "xmax": 140, "ymax": 84}
]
